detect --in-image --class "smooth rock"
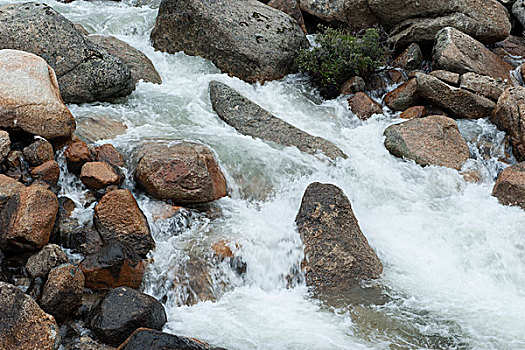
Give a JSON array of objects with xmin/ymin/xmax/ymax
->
[
  {"xmin": 65, "ymin": 141, "xmax": 94, "ymax": 175},
  {"xmin": 384, "ymin": 78, "xmax": 419, "ymax": 111},
  {"xmin": 400, "ymin": 106, "xmax": 427, "ymax": 119},
  {"xmin": 491, "ymin": 87, "xmax": 525, "ymax": 161},
  {"xmin": 0, "ymin": 174, "xmax": 24, "ymax": 212},
  {"xmin": 26, "ymin": 244, "xmax": 69, "ymax": 279},
  {"xmin": 299, "ymin": 0, "xmax": 378, "ymax": 29},
  {"xmin": 80, "ymin": 162, "xmax": 120, "ymax": 190},
  {"xmin": 75, "ymin": 116, "xmax": 128, "ymax": 144},
  {"xmin": 492, "ymin": 162, "xmax": 525, "ymax": 209},
  {"xmin": 118, "ymin": 328, "xmax": 214, "ymax": 350},
  {"xmin": 348, "ymin": 92, "xmax": 383, "ymax": 120}
]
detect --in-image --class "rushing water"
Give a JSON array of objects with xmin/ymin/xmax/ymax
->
[{"xmin": 7, "ymin": 0, "xmax": 525, "ymax": 348}]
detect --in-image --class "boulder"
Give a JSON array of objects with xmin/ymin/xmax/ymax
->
[
  {"xmin": 0, "ymin": 174, "xmax": 24, "ymax": 212},
  {"xmin": 429, "ymin": 70, "xmax": 460, "ymax": 86},
  {"xmin": 80, "ymin": 162, "xmax": 120, "ymax": 190},
  {"xmin": 268, "ymin": 0, "xmax": 306, "ymax": 34},
  {"xmin": 26, "ymin": 244, "xmax": 69, "ymax": 279},
  {"xmin": 151, "ymin": 0, "xmax": 309, "ymax": 83},
  {"xmin": 513, "ymin": 0, "xmax": 525, "ymax": 29},
  {"xmin": 209, "ymin": 81, "xmax": 346, "ymax": 159},
  {"xmin": 400, "ymin": 106, "xmax": 427, "ymax": 119},
  {"xmin": 432, "ymin": 27, "xmax": 512, "ymax": 81},
  {"xmin": 75, "ymin": 116, "xmax": 128, "ymax": 144},
  {"xmin": 295, "ymin": 183, "xmax": 383, "ymax": 291},
  {"xmin": 491, "ymin": 87, "xmax": 525, "ymax": 161},
  {"xmin": 416, "ymin": 73, "xmax": 496, "ymax": 119},
  {"xmin": 23, "ymin": 138, "xmax": 55, "ymax": 167},
  {"xmin": 384, "ymin": 79, "xmax": 419, "ymax": 111},
  {"xmin": 348, "ymin": 92, "xmax": 383, "ymax": 120},
  {"xmin": 492, "ymin": 162, "xmax": 525, "ymax": 209},
  {"xmin": 459, "ymin": 72, "xmax": 506, "ymax": 102},
  {"xmin": 40, "ymin": 263, "xmax": 85, "ymax": 321},
  {"xmin": 31, "ymin": 160, "xmax": 61, "ymax": 187},
  {"xmin": 88, "ymin": 287, "xmax": 167, "ymax": 347},
  {"xmin": 0, "ymin": 49, "xmax": 75, "ymax": 139},
  {"xmin": 383, "ymin": 115, "xmax": 470, "ymax": 170},
  {"xmin": 393, "ymin": 43, "xmax": 423, "ymax": 71},
  {"xmin": 0, "ymin": 282, "xmax": 60, "ymax": 349},
  {"xmin": 0, "ymin": 3, "xmax": 135, "ymax": 103},
  {"xmin": 298, "ymin": 0, "xmax": 378, "ymax": 29},
  {"xmin": 94, "ymin": 189, "xmax": 154, "ymax": 257},
  {"xmin": 95, "ymin": 144, "xmax": 125, "ymax": 169},
  {"xmin": 118, "ymin": 328, "xmax": 214, "ymax": 350},
  {"xmin": 79, "ymin": 241, "xmax": 144, "ymax": 290},
  {"xmin": 65, "ymin": 141, "xmax": 94, "ymax": 175},
  {"xmin": 89, "ymin": 35, "xmax": 161, "ymax": 85},
  {"xmin": 0, "ymin": 130, "xmax": 10, "ymax": 163},
  {"xmin": 368, "ymin": 0, "xmax": 511, "ymax": 47}
]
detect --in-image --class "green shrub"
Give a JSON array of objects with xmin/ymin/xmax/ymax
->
[{"xmin": 296, "ymin": 26, "xmax": 389, "ymax": 99}]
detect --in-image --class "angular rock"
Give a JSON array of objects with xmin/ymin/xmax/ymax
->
[
  {"xmin": 492, "ymin": 162, "xmax": 525, "ymax": 209},
  {"xmin": 0, "ymin": 130, "xmax": 10, "ymax": 163},
  {"xmin": 393, "ymin": 43, "xmax": 423, "ymax": 71},
  {"xmin": 79, "ymin": 241, "xmax": 144, "ymax": 290},
  {"xmin": 65, "ymin": 141, "xmax": 94, "ymax": 175},
  {"xmin": 295, "ymin": 183, "xmax": 383, "ymax": 291},
  {"xmin": 209, "ymin": 81, "xmax": 346, "ymax": 159},
  {"xmin": 23, "ymin": 138, "xmax": 55, "ymax": 167},
  {"xmin": 88, "ymin": 287, "xmax": 166, "ymax": 347},
  {"xmin": 416, "ymin": 73, "xmax": 496, "ymax": 119},
  {"xmin": 348, "ymin": 92, "xmax": 383, "ymax": 120},
  {"xmin": 26, "ymin": 244, "xmax": 69, "ymax": 279},
  {"xmin": 429, "ymin": 70, "xmax": 460, "ymax": 86},
  {"xmin": 151, "ymin": 0, "xmax": 309, "ymax": 83},
  {"xmin": 0, "ymin": 281, "xmax": 60, "ymax": 350},
  {"xmin": 299, "ymin": 0, "xmax": 378, "ymax": 29},
  {"xmin": 459, "ymin": 72, "xmax": 506, "ymax": 102},
  {"xmin": 0, "ymin": 3, "xmax": 135, "ymax": 103},
  {"xmin": 76, "ymin": 116, "xmax": 128, "ymax": 144},
  {"xmin": 491, "ymin": 87, "xmax": 525, "ymax": 161},
  {"xmin": 118, "ymin": 328, "xmax": 214, "ymax": 350},
  {"xmin": 94, "ymin": 189, "xmax": 154, "ymax": 257},
  {"xmin": 31, "ymin": 160, "xmax": 61, "ymax": 186},
  {"xmin": 400, "ymin": 106, "xmax": 427, "ymax": 119},
  {"xmin": 0, "ymin": 174, "xmax": 24, "ymax": 212},
  {"xmin": 340, "ymin": 76, "xmax": 366, "ymax": 95},
  {"xmin": 40, "ymin": 263, "xmax": 85, "ymax": 322},
  {"xmin": 384, "ymin": 115, "xmax": 470, "ymax": 170},
  {"xmin": 80, "ymin": 162, "xmax": 120, "ymax": 190},
  {"xmin": 513, "ymin": 0, "xmax": 525, "ymax": 29},
  {"xmin": 95, "ymin": 144, "xmax": 125, "ymax": 169},
  {"xmin": 0, "ymin": 49, "xmax": 75, "ymax": 139},
  {"xmin": 89, "ymin": 35, "xmax": 161, "ymax": 85},
  {"xmin": 384, "ymin": 79, "xmax": 419, "ymax": 111},
  {"xmin": 433, "ymin": 27, "xmax": 512, "ymax": 81},
  {"xmin": 268, "ymin": 0, "xmax": 306, "ymax": 34}
]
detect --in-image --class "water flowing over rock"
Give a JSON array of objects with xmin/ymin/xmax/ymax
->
[
  {"xmin": 0, "ymin": 281, "xmax": 60, "ymax": 350},
  {"xmin": 0, "ymin": 49, "xmax": 75, "ymax": 139},
  {"xmin": 295, "ymin": 183, "xmax": 383, "ymax": 292},
  {"xmin": 491, "ymin": 87, "xmax": 525, "ymax": 161},
  {"xmin": 0, "ymin": 2, "xmax": 135, "ymax": 103},
  {"xmin": 75, "ymin": 116, "xmax": 128, "ymax": 144},
  {"xmin": 383, "ymin": 115, "xmax": 470, "ymax": 170},
  {"xmin": 150, "ymin": 0, "xmax": 309, "ymax": 83},
  {"xmin": 209, "ymin": 81, "xmax": 347, "ymax": 160},
  {"xmin": 26, "ymin": 244, "xmax": 69, "ymax": 279},
  {"xmin": 492, "ymin": 162, "xmax": 525, "ymax": 209},
  {"xmin": 119, "ymin": 328, "xmax": 217, "ymax": 350}
]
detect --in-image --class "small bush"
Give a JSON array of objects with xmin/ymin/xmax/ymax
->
[{"xmin": 296, "ymin": 26, "xmax": 389, "ymax": 99}]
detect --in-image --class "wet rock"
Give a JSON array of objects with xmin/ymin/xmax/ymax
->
[
  {"xmin": 80, "ymin": 162, "xmax": 121, "ymax": 190},
  {"xmin": 416, "ymin": 73, "xmax": 496, "ymax": 119},
  {"xmin": 94, "ymin": 189, "xmax": 154, "ymax": 257},
  {"xmin": 348, "ymin": 92, "xmax": 383, "ymax": 120},
  {"xmin": 295, "ymin": 183, "xmax": 383, "ymax": 291},
  {"xmin": 387, "ymin": 69, "xmax": 405, "ymax": 85},
  {"xmin": 491, "ymin": 87, "xmax": 525, "ymax": 161},
  {"xmin": 384, "ymin": 78, "xmax": 419, "ymax": 111},
  {"xmin": 26, "ymin": 276, "xmax": 45, "ymax": 302},
  {"xmin": 95, "ymin": 144, "xmax": 125, "ymax": 169},
  {"xmin": 40, "ymin": 263, "xmax": 85, "ymax": 321},
  {"xmin": 0, "ymin": 130, "xmax": 10, "ymax": 163},
  {"xmin": 0, "ymin": 281, "xmax": 60, "ymax": 350},
  {"xmin": 209, "ymin": 81, "xmax": 346, "ymax": 160},
  {"xmin": 79, "ymin": 241, "xmax": 144, "ymax": 290},
  {"xmin": 0, "ymin": 49, "xmax": 75, "ymax": 139},
  {"xmin": 492, "ymin": 162, "xmax": 525, "ymax": 209},
  {"xmin": 0, "ymin": 249, "xmax": 11, "ymax": 283},
  {"xmin": 268, "ymin": 0, "xmax": 306, "ymax": 34},
  {"xmin": 393, "ymin": 43, "xmax": 423, "ymax": 71},
  {"xmin": 459, "ymin": 72, "xmax": 506, "ymax": 102},
  {"xmin": 118, "ymin": 328, "xmax": 214, "ymax": 350},
  {"xmin": 151, "ymin": 0, "xmax": 309, "ymax": 83},
  {"xmin": 31, "ymin": 160, "xmax": 61, "ymax": 187},
  {"xmin": 89, "ymin": 35, "xmax": 161, "ymax": 85},
  {"xmin": 75, "ymin": 116, "xmax": 128, "ymax": 144},
  {"xmin": 23, "ymin": 138, "xmax": 55, "ymax": 167},
  {"xmin": 400, "ymin": 106, "xmax": 427, "ymax": 119},
  {"xmin": 432, "ymin": 27, "xmax": 512, "ymax": 81},
  {"xmin": 461, "ymin": 170, "xmax": 482, "ymax": 183},
  {"xmin": 0, "ymin": 3, "xmax": 135, "ymax": 103},
  {"xmin": 88, "ymin": 286, "xmax": 167, "ymax": 347},
  {"xmin": 65, "ymin": 141, "xmax": 95, "ymax": 175},
  {"xmin": 0, "ymin": 184, "xmax": 59, "ymax": 252},
  {"xmin": 340, "ymin": 76, "xmax": 366, "ymax": 95},
  {"xmin": 384, "ymin": 115, "xmax": 470, "ymax": 170},
  {"xmin": 429, "ymin": 70, "xmax": 460, "ymax": 86},
  {"xmin": 26, "ymin": 244, "xmax": 69, "ymax": 279}
]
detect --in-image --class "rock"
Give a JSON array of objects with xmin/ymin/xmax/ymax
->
[
  {"xmin": 340, "ymin": 76, "xmax": 366, "ymax": 95},
  {"xmin": 151, "ymin": 0, "xmax": 309, "ymax": 83},
  {"xmin": 94, "ymin": 189, "xmax": 154, "ymax": 257},
  {"xmin": 268, "ymin": 0, "xmax": 306, "ymax": 34},
  {"xmin": 209, "ymin": 81, "xmax": 346, "ymax": 159},
  {"xmin": 31, "ymin": 161, "xmax": 61, "ymax": 186},
  {"xmin": 0, "ymin": 3, "xmax": 135, "ymax": 103},
  {"xmin": 0, "ymin": 184, "xmax": 59, "ymax": 252},
  {"xmin": 459, "ymin": 72, "xmax": 506, "ymax": 102},
  {"xmin": 0, "ymin": 281, "xmax": 60, "ymax": 350},
  {"xmin": 368, "ymin": 0, "xmax": 511, "ymax": 47},
  {"xmin": 0, "ymin": 249, "xmax": 11, "ymax": 283},
  {"xmin": 384, "ymin": 79, "xmax": 419, "ymax": 111},
  {"xmin": 494, "ymin": 35, "xmax": 525, "ymax": 58},
  {"xmin": 0, "ymin": 174, "xmax": 24, "ymax": 212},
  {"xmin": 384, "ymin": 115, "xmax": 470, "ymax": 170},
  {"xmin": 513, "ymin": 0, "xmax": 525, "ymax": 29},
  {"xmin": 26, "ymin": 244, "xmax": 69, "ymax": 279},
  {"xmin": 79, "ymin": 241, "xmax": 144, "ymax": 290},
  {"xmin": 0, "ymin": 49, "xmax": 75, "ymax": 139},
  {"xmin": 40, "ymin": 263, "xmax": 85, "ymax": 322},
  {"xmin": 75, "ymin": 116, "xmax": 128, "ymax": 144},
  {"xmin": 400, "ymin": 106, "xmax": 427, "ymax": 119},
  {"xmin": 0, "ymin": 130, "xmax": 10, "ymax": 163},
  {"xmin": 23, "ymin": 138, "xmax": 55, "ymax": 167},
  {"xmin": 388, "ymin": 69, "xmax": 405, "ymax": 85},
  {"xmin": 432, "ymin": 27, "xmax": 512, "ymax": 81},
  {"xmin": 118, "ymin": 328, "xmax": 213, "ymax": 350},
  {"xmin": 491, "ymin": 87, "xmax": 525, "ymax": 161},
  {"xmin": 299, "ymin": 0, "xmax": 378, "ymax": 29},
  {"xmin": 429, "ymin": 70, "xmax": 460, "ymax": 86},
  {"xmin": 347, "ymin": 92, "xmax": 383, "ymax": 120},
  {"xmin": 492, "ymin": 162, "xmax": 525, "ymax": 209},
  {"xmin": 80, "ymin": 162, "xmax": 120, "ymax": 190},
  {"xmin": 295, "ymin": 183, "xmax": 383, "ymax": 291},
  {"xmin": 416, "ymin": 73, "xmax": 496, "ymax": 119},
  {"xmin": 95, "ymin": 144, "xmax": 125, "ymax": 169},
  {"xmin": 393, "ymin": 43, "xmax": 423, "ymax": 71},
  {"xmin": 461, "ymin": 170, "xmax": 482, "ymax": 183},
  {"xmin": 135, "ymin": 142, "xmax": 227, "ymax": 204},
  {"xmin": 88, "ymin": 287, "xmax": 167, "ymax": 347},
  {"xmin": 65, "ymin": 141, "xmax": 94, "ymax": 175},
  {"xmin": 89, "ymin": 35, "xmax": 161, "ymax": 85},
  {"xmin": 211, "ymin": 240, "xmax": 235, "ymax": 259}
]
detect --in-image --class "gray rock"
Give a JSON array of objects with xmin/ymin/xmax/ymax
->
[
  {"xmin": 209, "ymin": 81, "xmax": 346, "ymax": 160},
  {"xmin": 429, "ymin": 70, "xmax": 460, "ymax": 86},
  {"xmin": 513, "ymin": 0, "xmax": 525, "ymax": 29},
  {"xmin": 491, "ymin": 87, "xmax": 525, "ymax": 161},
  {"xmin": 299, "ymin": 0, "xmax": 378, "ymax": 29},
  {"xmin": 0, "ymin": 2, "xmax": 135, "ymax": 103},
  {"xmin": 23, "ymin": 138, "xmax": 55, "ymax": 167},
  {"xmin": 459, "ymin": 72, "xmax": 507, "ymax": 101},
  {"xmin": 26, "ymin": 244, "xmax": 69, "ymax": 279},
  {"xmin": 0, "ymin": 131, "xmax": 10, "ymax": 164},
  {"xmin": 151, "ymin": 0, "xmax": 309, "ymax": 83}
]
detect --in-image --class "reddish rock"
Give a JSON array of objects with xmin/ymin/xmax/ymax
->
[
  {"xmin": 65, "ymin": 141, "xmax": 94, "ymax": 174},
  {"xmin": 80, "ymin": 162, "xmax": 120, "ymax": 190},
  {"xmin": 268, "ymin": 0, "xmax": 306, "ymax": 34},
  {"xmin": 211, "ymin": 240, "xmax": 237, "ymax": 259},
  {"xmin": 491, "ymin": 87, "xmax": 525, "ymax": 161},
  {"xmin": 348, "ymin": 92, "xmax": 382, "ymax": 120},
  {"xmin": 23, "ymin": 138, "xmax": 55, "ymax": 166},
  {"xmin": 0, "ymin": 174, "xmax": 24, "ymax": 212},
  {"xmin": 492, "ymin": 162, "xmax": 525, "ymax": 209},
  {"xmin": 400, "ymin": 106, "xmax": 427, "ymax": 119},
  {"xmin": 95, "ymin": 144, "xmax": 125, "ymax": 168},
  {"xmin": 384, "ymin": 78, "xmax": 419, "ymax": 111},
  {"xmin": 340, "ymin": 76, "xmax": 366, "ymax": 95},
  {"xmin": 31, "ymin": 160, "xmax": 60, "ymax": 186},
  {"xmin": 393, "ymin": 43, "xmax": 423, "ymax": 70},
  {"xmin": 388, "ymin": 69, "xmax": 405, "ymax": 84}
]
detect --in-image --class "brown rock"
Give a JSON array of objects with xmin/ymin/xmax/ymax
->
[
  {"xmin": 400, "ymin": 106, "xmax": 427, "ymax": 119},
  {"xmin": 0, "ymin": 174, "xmax": 24, "ymax": 212},
  {"xmin": 211, "ymin": 240, "xmax": 237, "ymax": 259},
  {"xmin": 80, "ymin": 162, "xmax": 120, "ymax": 190},
  {"xmin": 429, "ymin": 70, "xmax": 460, "ymax": 86},
  {"xmin": 393, "ymin": 43, "xmax": 423, "ymax": 71},
  {"xmin": 31, "ymin": 160, "xmax": 60, "ymax": 186},
  {"xmin": 299, "ymin": 0, "xmax": 378, "ymax": 29},
  {"xmin": 65, "ymin": 141, "xmax": 94, "ymax": 174},
  {"xmin": 23, "ymin": 138, "xmax": 55, "ymax": 166},
  {"xmin": 384, "ymin": 115, "xmax": 470, "ymax": 170},
  {"xmin": 348, "ymin": 92, "xmax": 382, "ymax": 120},
  {"xmin": 384, "ymin": 78, "xmax": 419, "ymax": 111},
  {"xmin": 492, "ymin": 163, "xmax": 525, "ymax": 209},
  {"xmin": 268, "ymin": 0, "xmax": 306, "ymax": 34},
  {"xmin": 459, "ymin": 72, "xmax": 506, "ymax": 102},
  {"xmin": 94, "ymin": 189, "xmax": 154, "ymax": 257},
  {"xmin": 494, "ymin": 35, "xmax": 525, "ymax": 58},
  {"xmin": 26, "ymin": 244, "xmax": 69, "ymax": 279},
  {"xmin": 95, "ymin": 144, "xmax": 125, "ymax": 168},
  {"xmin": 340, "ymin": 76, "xmax": 366, "ymax": 95},
  {"xmin": 0, "ymin": 130, "xmax": 10, "ymax": 163},
  {"xmin": 75, "ymin": 116, "xmax": 128, "ymax": 144},
  {"xmin": 388, "ymin": 69, "xmax": 405, "ymax": 84},
  {"xmin": 491, "ymin": 87, "xmax": 525, "ymax": 161},
  {"xmin": 461, "ymin": 170, "xmax": 482, "ymax": 183}
]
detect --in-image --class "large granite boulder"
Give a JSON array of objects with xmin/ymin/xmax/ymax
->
[
  {"xmin": 0, "ymin": 2, "xmax": 135, "ymax": 103},
  {"xmin": 151, "ymin": 0, "xmax": 309, "ymax": 83},
  {"xmin": 209, "ymin": 81, "xmax": 346, "ymax": 160},
  {"xmin": 298, "ymin": 0, "xmax": 378, "ymax": 29},
  {"xmin": 492, "ymin": 162, "xmax": 525, "ymax": 209},
  {"xmin": 491, "ymin": 87, "xmax": 525, "ymax": 161},
  {"xmin": 268, "ymin": 0, "xmax": 306, "ymax": 34}
]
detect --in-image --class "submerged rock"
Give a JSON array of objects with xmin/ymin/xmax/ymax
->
[
  {"xmin": 119, "ymin": 328, "xmax": 216, "ymax": 350},
  {"xmin": 492, "ymin": 162, "xmax": 525, "ymax": 209},
  {"xmin": 75, "ymin": 116, "xmax": 128, "ymax": 144},
  {"xmin": 151, "ymin": 0, "xmax": 309, "ymax": 83},
  {"xmin": 491, "ymin": 87, "xmax": 525, "ymax": 161},
  {"xmin": 209, "ymin": 81, "xmax": 347, "ymax": 160}
]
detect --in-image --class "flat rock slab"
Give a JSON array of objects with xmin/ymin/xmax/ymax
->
[{"xmin": 209, "ymin": 81, "xmax": 347, "ymax": 160}]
